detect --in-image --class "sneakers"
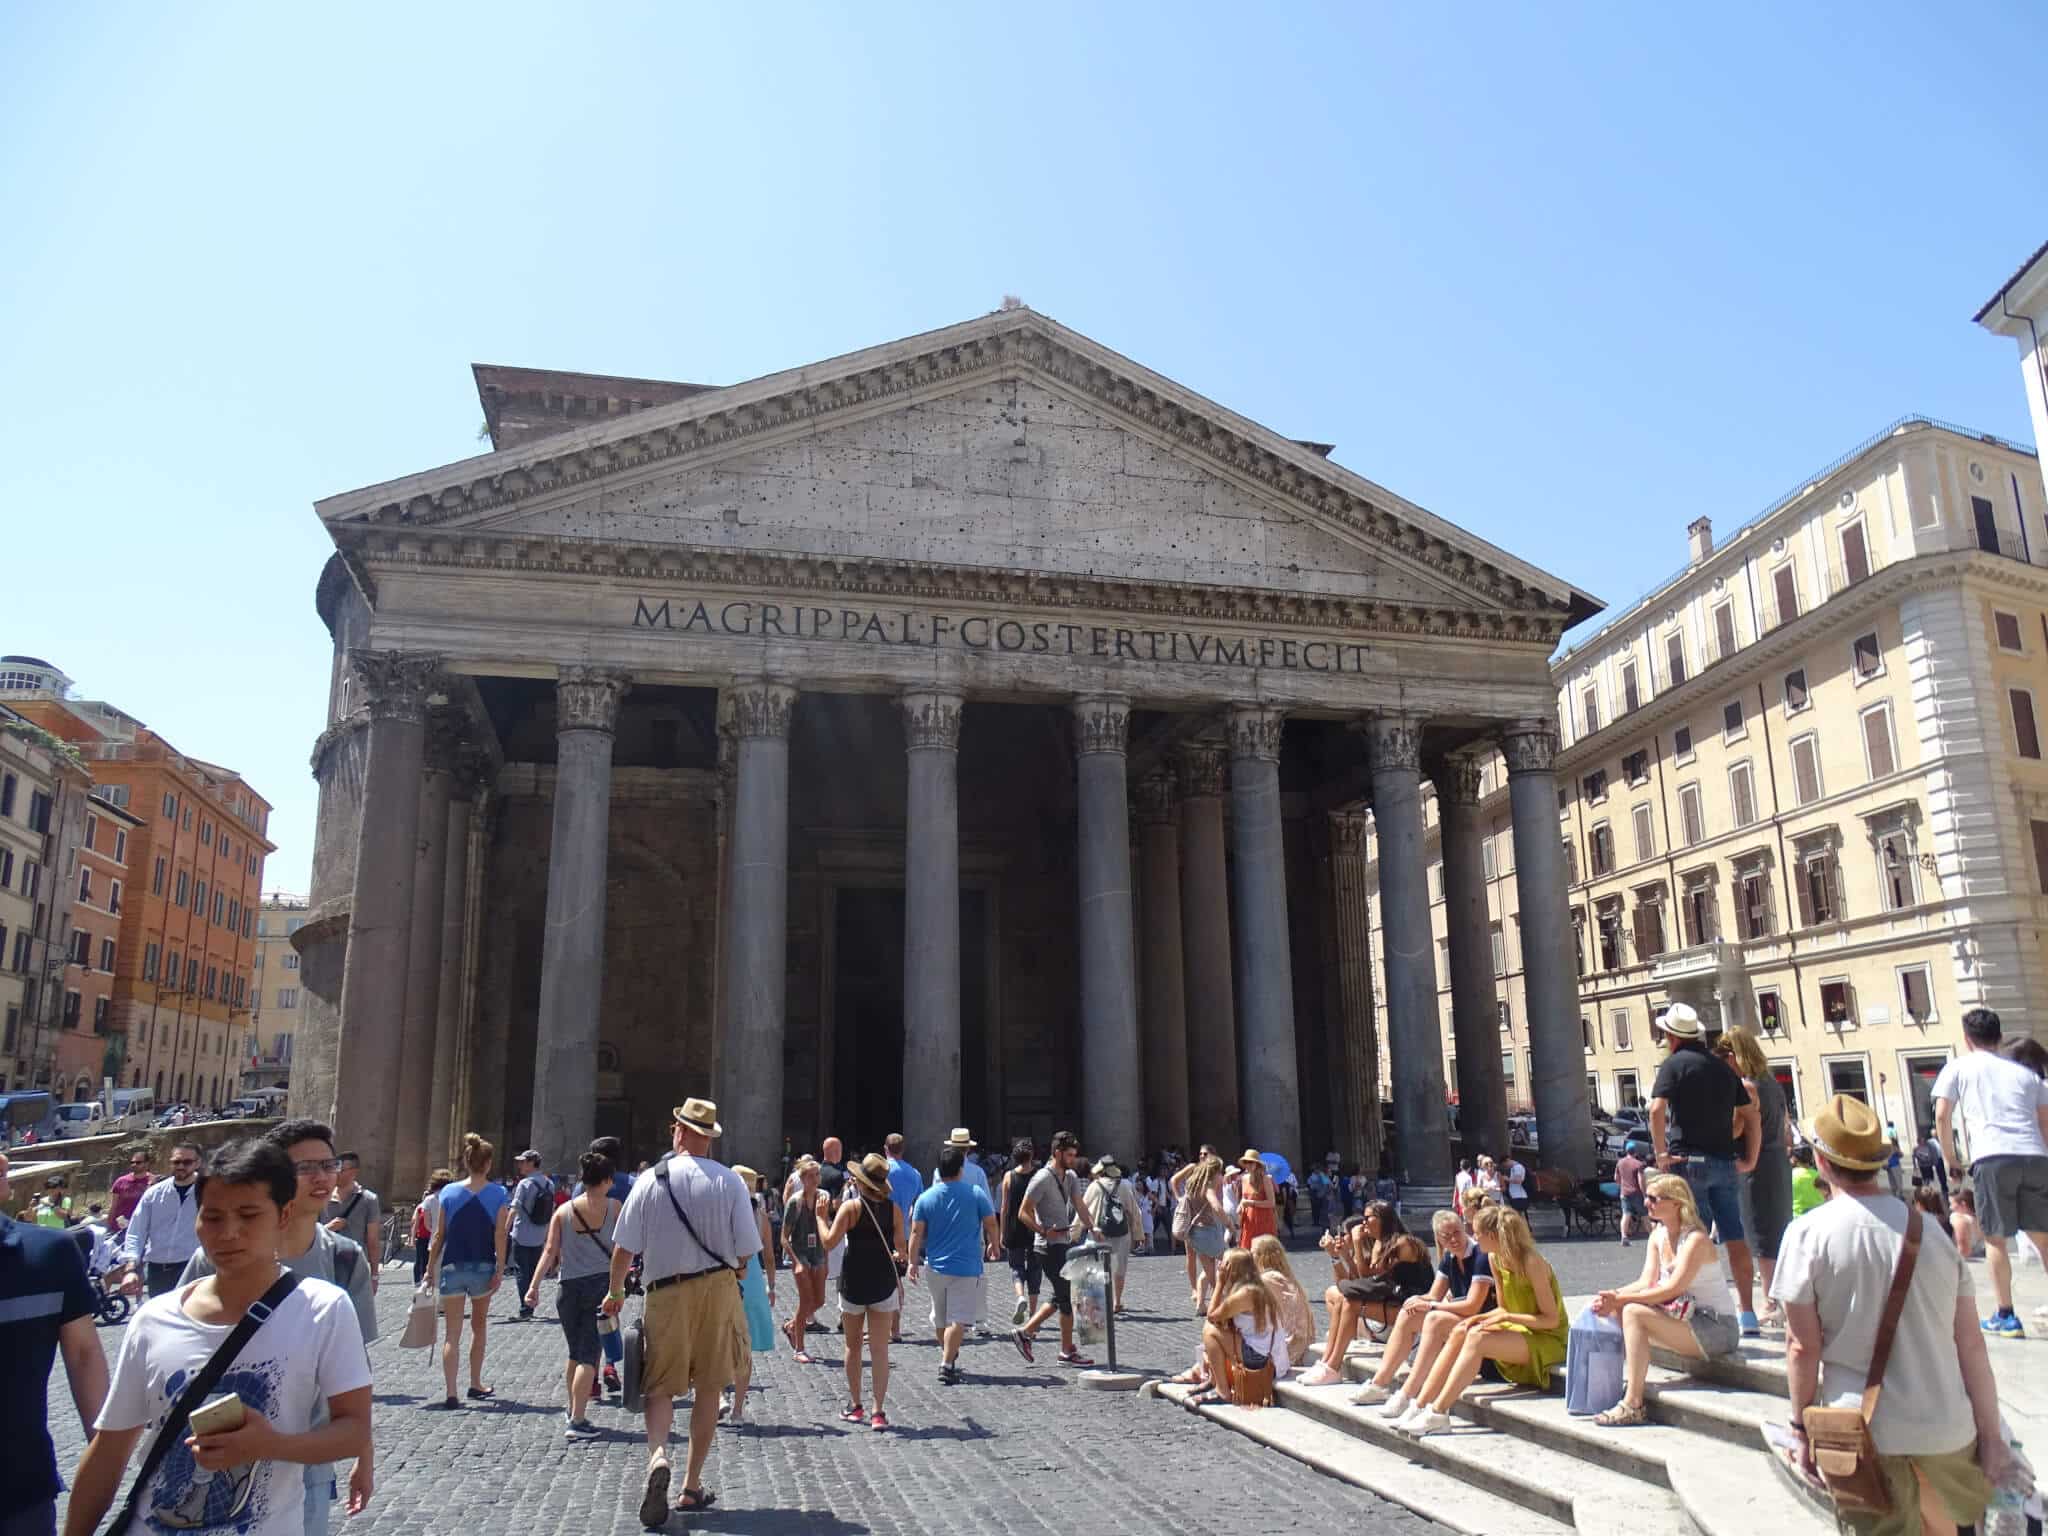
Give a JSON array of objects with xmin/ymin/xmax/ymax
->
[
  {"xmin": 1348, "ymin": 1381, "xmax": 1391, "ymax": 1406},
  {"xmin": 1397, "ymin": 1407, "xmax": 1453, "ymax": 1437},
  {"xmin": 1984, "ymin": 1310, "xmax": 2026, "ymax": 1338},
  {"xmin": 564, "ymin": 1417, "xmax": 600, "ymax": 1441},
  {"xmin": 602, "ymin": 1365, "xmax": 622, "ymax": 1396},
  {"xmin": 1011, "ymin": 1327, "xmax": 1036, "ymax": 1363},
  {"xmin": 1377, "ymin": 1390, "xmax": 1412, "ymax": 1419},
  {"xmin": 1057, "ymin": 1350, "xmax": 1095, "ymax": 1367},
  {"xmin": 1295, "ymin": 1361, "xmax": 1342, "ymax": 1387},
  {"xmin": 1012, "ymin": 1298, "xmax": 1030, "ymax": 1327},
  {"xmin": 1739, "ymin": 1310, "xmax": 1761, "ymax": 1338}
]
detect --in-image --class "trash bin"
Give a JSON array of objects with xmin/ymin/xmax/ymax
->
[{"xmin": 1062, "ymin": 1244, "xmax": 1109, "ymax": 1350}]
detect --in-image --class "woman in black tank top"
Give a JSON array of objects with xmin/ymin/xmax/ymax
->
[
  {"xmin": 999, "ymin": 1145, "xmax": 1041, "ymax": 1322},
  {"xmin": 819, "ymin": 1154, "xmax": 906, "ymax": 1429}
]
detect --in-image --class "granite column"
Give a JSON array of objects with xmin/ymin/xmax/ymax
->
[
  {"xmin": 427, "ymin": 754, "xmax": 480, "ymax": 1173},
  {"xmin": 1324, "ymin": 811, "xmax": 1385, "ymax": 1175},
  {"xmin": 1364, "ymin": 714, "xmax": 1453, "ymax": 1188},
  {"xmin": 900, "ymin": 690, "xmax": 963, "ymax": 1167},
  {"xmin": 392, "ymin": 726, "xmax": 453, "ymax": 1190},
  {"xmin": 722, "ymin": 682, "xmax": 798, "ymax": 1180},
  {"xmin": 332, "ymin": 650, "xmax": 440, "ymax": 1194},
  {"xmin": 1075, "ymin": 696, "xmax": 1141, "ymax": 1163},
  {"xmin": 1135, "ymin": 771, "xmax": 1191, "ymax": 1157},
  {"xmin": 1504, "ymin": 722, "xmax": 1596, "ymax": 1178},
  {"xmin": 1176, "ymin": 742, "xmax": 1240, "ymax": 1152},
  {"xmin": 1228, "ymin": 706, "xmax": 1301, "ymax": 1167},
  {"xmin": 1436, "ymin": 757, "xmax": 1508, "ymax": 1166},
  {"xmin": 529, "ymin": 668, "xmax": 629, "ymax": 1177}
]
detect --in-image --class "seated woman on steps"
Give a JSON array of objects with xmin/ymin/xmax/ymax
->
[
  {"xmin": 1301, "ymin": 1201, "xmax": 1432, "ymax": 1382},
  {"xmin": 1587, "ymin": 1174, "xmax": 1739, "ymax": 1428},
  {"xmin": 1335, "ymin": 1209, "xmax": 1496, "ymax": 1411},
  {"xmin": 1186, "ymin": 1247, "xmax": 1290, "ymax": 1408},
  {"xmin": 1249, "ymin": 1234, "xmax": 1316, "ymax": 1369},
  {"xmin": 1392, "ymin": 1204, "xmax": 1566, "ymax": 1437}
]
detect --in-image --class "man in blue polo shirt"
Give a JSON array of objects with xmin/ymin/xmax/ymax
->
[
  {"xmin": 883, "ymin": 1133, "xmax": 924, "ymax": 1343},
  {"xmin": 2, "ymin": 1148, "xmax": 110, "ymax": 1536},
  {"xmin": 908, "ymin": 1142, "xmax": 999, "ymax": 1384}
]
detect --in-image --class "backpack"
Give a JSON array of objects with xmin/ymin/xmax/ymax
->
[
  {"xmin": 521, "ymin": 1176, "xmax": 552, "ymax": 1228},
  {"xmin": 1095, "ymin": 1178, "xmax": 1129, "ymax": 1239}
]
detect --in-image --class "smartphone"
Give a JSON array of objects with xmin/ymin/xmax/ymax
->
[{"xmin": 188, "ymin": 1393, "xmax": 246, "ymax": 1436}]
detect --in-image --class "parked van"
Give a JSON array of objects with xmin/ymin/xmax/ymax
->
[
  {"xmin": 109, "ymin": 1087, "xmax": 155, "ymax": 1134},
  {"xmin": 0, "ymin": 1090, "xmax": 59, "ymax": 1147}
]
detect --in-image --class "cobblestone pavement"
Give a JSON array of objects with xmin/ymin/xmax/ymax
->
[{"xmin": 51, "ymin": 1224, "xmax": 1651, "ymax": 1536}]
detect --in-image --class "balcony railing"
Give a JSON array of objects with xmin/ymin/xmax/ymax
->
[{"xmin": 1650, "ymin": 941, "xmax": 1731, "ymax": 981}]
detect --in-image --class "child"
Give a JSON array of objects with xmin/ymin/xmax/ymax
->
[{"xmin": 62, "ymin": 1138, "xmax": 371, "ymax": 1536}]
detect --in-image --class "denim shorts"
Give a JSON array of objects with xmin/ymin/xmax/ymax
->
[
  {"xmin": 1681, "ymin": 1157, "xmax": 1746, "ymax": 1244},
  {"xmin": 439, "ymin": 1260, "xmax": 497, "ymax": 1298}
]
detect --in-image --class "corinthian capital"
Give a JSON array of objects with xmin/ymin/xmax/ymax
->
[
  {"xmin": 1360, "ymin": 713, "xmax": 1422, "ymax": 776},
  {"xmin": 1133, "ymin": 770, "xmax": 1177, "ymax": 826},
  {"xmin": 899, "ymin": 690, "xmax": 963, "ymax": 752},
  {"xmin": 1227, "ymin": 705, "xmax": 1286, "ymax": 764},
  {"xmin": 1072, "ymin": 694, "xmax": 1129, "ymax": 757},
  {"xmin": 347, "ymin": 650, "xmax": 443, "ymax": 724},
  {"xmin": 1327, "ymin": 808, "xmax": 1371, "ymax": 856},
  {"xmin": 556, "ymin": 667, "xmax": 631, "ymax": 735},
  {"xmin": 1174, "ymin": 742, "xmax": 1228, "ymax": 799},
  {"xmin": 1500, "ymin": 720, "xmax": 1559, "ymax": 776},
  {"xmin": 729, "ymin": 681, "xmax": 799, "ymax": 740},
  {"xmin": 1432, "ymin": 755, "xmax": 1484, "ymax": 807}
]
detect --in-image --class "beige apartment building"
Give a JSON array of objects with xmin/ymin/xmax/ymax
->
[
  {"xmin": 245, "ymin": 893, "xmax": 307, "ymax": 1093},
  {"xmin": 1365, "ymin": 414, "xmax": 2048, "ymax": 1152}
]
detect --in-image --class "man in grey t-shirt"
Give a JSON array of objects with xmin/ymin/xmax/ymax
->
[
  {"xmin": 1010, "ymin": 1130, "xmax": 1096, "ymax": 1366},
  {"xmin": 324, "ymin": 1151, "xmax": 382, "ymax": 1292}
]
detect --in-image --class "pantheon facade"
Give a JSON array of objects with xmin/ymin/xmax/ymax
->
[{"xmin": 293, "ymin": 310, "xmax": 1602, "ymax": 1197}]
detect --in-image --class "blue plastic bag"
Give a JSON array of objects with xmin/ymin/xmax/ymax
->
[{"xmin": 1564, "ymin": 1309, "xmax": 1626, "ymax": 1417}]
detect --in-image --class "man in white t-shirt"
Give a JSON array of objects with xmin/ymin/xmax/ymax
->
[
  {"xmin": 1932, "ymin": 1007, "xmax": 2048, "ymax": 1337},
  {"xmin": 1771, "ymin": 1094, "xmax": 2005, "ymax": 1528},
  {"xmin": 1503, "ymin": 1157, "xmax": 1529, "ymax": 1216},
  {"xmin": 62, "ymin": 1137, "xmax": 371, "ymax": 1536}
]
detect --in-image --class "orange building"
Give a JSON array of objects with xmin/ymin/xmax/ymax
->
[
  {"xmin": 49, "ymin": 792, "xmax": 146, "ymax": 1098},
  {"xmin": 8, "ymin": 690, "xmax": 273, "ymax": 1110}
]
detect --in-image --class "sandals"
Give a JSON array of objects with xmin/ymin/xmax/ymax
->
[
  {"xmin": 840, "ymin": 1404, "xmax": 867, "ymax": 1423},
  {"xmin": 792, "ymin": 1349, "xmax": 814, "ymax": 1365},
  {"xmin": 466, "ymin": 1386, "xmax": 494, "ymax": 1400},
  {"xmin": 638, "ymin": 1461, "xmax": 672, "ymax": 1529},
  {"xmin": 1594, "ymin": 1402, "xmax": 1649, "ymax": 1427},
  {"xmin": 673, "ymin": 1487, "xmax": 717, "ymax": 1513}
]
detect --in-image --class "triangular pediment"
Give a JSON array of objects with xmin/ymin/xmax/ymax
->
[{"xmin": 317, "ymin": 310, "xmax": 1599, "ymax": 627}]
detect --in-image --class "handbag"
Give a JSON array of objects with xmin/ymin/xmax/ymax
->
[
  {"xmin": 1800, "ymin": 1204, "xmax": 1922, "ymax": 1519},
  {"xmin": 104, "ymin": 1272, "xmax": 300, "ymax": 1536},
  {"xmin": 1226, "ymin": 1333, "xmax": 1276, "ymax": 1407},
  {"xmin": 1565, "ymin": 1310, "xmax": 1626, "ymax": 1418},
  {"xmin": 399, "ymin": 1282, "xmax": 439, "ymax": 1349}
]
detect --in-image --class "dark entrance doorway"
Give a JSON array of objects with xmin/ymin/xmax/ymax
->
[{"xmin": 833, "ymin": 887, "xmax": 906, "ymax": 1157}]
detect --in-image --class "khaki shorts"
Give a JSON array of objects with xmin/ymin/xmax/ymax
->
[
  {"xmin": 1844, "ymin": 1443, "xmax": 1990, "ymax": 1536},
  {"xmin": 641, "ymin": 1270, "xmax": 743, "ymax": 1401}
]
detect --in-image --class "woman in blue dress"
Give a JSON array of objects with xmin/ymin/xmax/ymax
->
[{"xmin": 724, "ymin": 1164, "xmax": 778, "ymax": 1423}]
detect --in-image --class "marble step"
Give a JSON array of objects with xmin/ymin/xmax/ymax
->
[
  {"xmin": 1275, "ymin": 1378, "xmax": 1691, "ymax": 1536},
  {"xmin": 1449, "ymin": 1383, "xmax": 1832, "ymax": 1536},
  {"xmin": 1152, "ymin": 1381, "xmax": 1574, "ymax": 1536},
  {"xmin": 1649, "ymin": 1337, "xmax": 1790, "ymax": 1397},
  {"xmin": 1640, "ymin": 1367, "xmax": 1791, "ymax": 1449}
]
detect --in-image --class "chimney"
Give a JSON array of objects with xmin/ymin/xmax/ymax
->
[{"xmin": 1687, "ymin": 516, "xmax": 1714, "ymax": 566}]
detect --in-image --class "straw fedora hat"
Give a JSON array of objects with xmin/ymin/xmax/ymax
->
[
  {"xmin": 850, "ymin": 1152, "xmax": 892, "ymax": 1198},
  {"xmin": 1807, "ymin": 1093, "xmax": 1889, "ymax": 1172},
  {"xmin": 672, "ymin": 1097, "xmax": 723, "ymax": 1137},
  {"xmin": 1237, "ymin": 1148, "xmax": 1264, "ymax": 1168},
  {"xmin": 945, "ymin": 1127, "xmax": 978, "ymax": 1149},
  {"xmin": 1655, "ymin": 1003, "xmax": 1704, "ymax": 1039}
]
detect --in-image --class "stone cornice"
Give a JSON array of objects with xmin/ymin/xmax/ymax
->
[
  {"xmin": 316, "ymin": 310, "xmax": 1590, "ymax": 630},
  {"xmin": 337, "ymin": 524, "xmax": 1564, "ymax": 647}
]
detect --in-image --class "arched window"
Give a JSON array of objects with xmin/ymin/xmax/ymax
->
[
  {"xmin": 175, "ymin": 1072, "xmax": 186, "ymax": 1102},
  {"xmin": 74, "ymin": 1076, "xmax": 93, "ymax": 1102},
  {"xmin": 131, "ymin": 1067, "xmax": 142, "ymax": 1087},
  {"xmin": 154, "ymin": 1070, "xmax": 164, "ymax": 1100}
]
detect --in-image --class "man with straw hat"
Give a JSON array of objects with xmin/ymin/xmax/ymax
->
[
  {"xmin": 929, "ymin": 1128, "xmax": 993, "ymax": 1335},
  {"xmin": 1771, "ymin": 1094, "xmax": 2007, "ymax": 1529},
  {"xmin": 604, "ymin": 1097, "xmax": 759, "ymax": 1526}
]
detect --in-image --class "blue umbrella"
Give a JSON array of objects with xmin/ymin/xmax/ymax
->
[{"xmin": 1259, "ymin": 1151, "xmax": 1294, "ymax": 1185}]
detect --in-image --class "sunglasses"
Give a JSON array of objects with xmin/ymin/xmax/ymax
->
[{"xmin": 294, "ymin": 1158, "xmax": 343, "ymax": 1176}]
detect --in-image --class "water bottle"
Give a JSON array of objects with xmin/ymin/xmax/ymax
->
[
  {"xmin": 1985, "ymin": 1479, "xmax": 2025, "ymax": 1536},
  {"xmin": 596, "ymin": 1308, "xmax": 618, "ymax": 1338}
]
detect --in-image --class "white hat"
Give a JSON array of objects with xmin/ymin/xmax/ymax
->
[
  {"xmin": 945, "ymin": 1128, "xmax": 977, "ymax": 1149},
  {"xmin": 1656, "ymin": 1002, "xmax": 1703, "ymax": 1039}
]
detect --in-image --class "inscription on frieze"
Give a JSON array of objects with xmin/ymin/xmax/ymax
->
[{"xmin": 629, "ymin": 595, "xmax": 1375, "ymax": 675}]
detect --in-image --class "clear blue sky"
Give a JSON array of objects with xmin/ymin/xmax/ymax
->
[{"xmin": 3, "ymin": 5, "xmax": 2043, "ymax": 889}]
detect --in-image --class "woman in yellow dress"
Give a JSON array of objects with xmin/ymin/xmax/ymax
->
[{"xmin": 1391, "ymin": 1203, "xmax": 1566, "ymax": 1437}]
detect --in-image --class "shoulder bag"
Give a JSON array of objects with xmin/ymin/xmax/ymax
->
[
  {"xmin": 653, "ymin": 1156, "xmax": 736, "ymax": 1272},
  {"xmin": 104, "ymin": 1272, "xmax": 301, "ymax": 1536},
  {"xmin": 1799, "ymin": 1204, "xmax": 1922, "ymax": 1519}
]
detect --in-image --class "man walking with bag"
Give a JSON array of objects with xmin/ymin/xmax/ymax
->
[
  {"xmin": 508, "ymin": 1150, "xmax": 555, "ymax": 1322},
  {"xmin": 1932, "ymin": 1007, "xmax": 2048, "ymax": 1338},
  {"xmin": 1772, "ymin": 1095, "xmax": 2007, "ymax": 1533},
  {"xmin": 603, "ymin": 1098, "xmax": 759, "ymax": 1527}
]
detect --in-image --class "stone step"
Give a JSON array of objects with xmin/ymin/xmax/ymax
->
[
  {"xmin": 1275, "ymin": 1379, "xmax": 1691, "ymax": 1536},
  {"xmin": 1449, "ymin": 1383, "xmax": 1832, "ymax": 1536},
  {"xmin": 1152, "ymin": 1381, "xmax": 1574, "ymax": 1536},
  {"xmin": 1649, "ymin": 1338, "xmax": 1790, "ymax": 1397},
  {"xmin": 1641, "ymin": 1367, "xmax": 1790, "ymax": 1449}
]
